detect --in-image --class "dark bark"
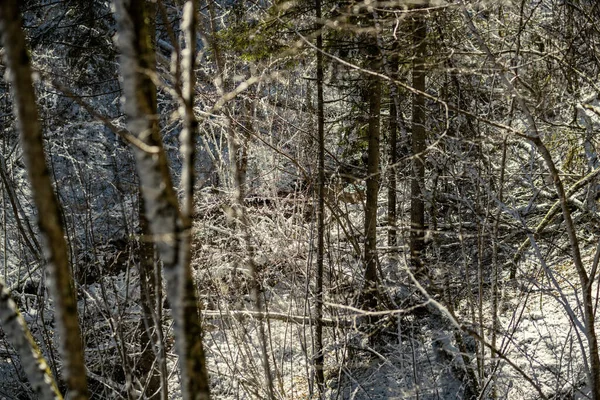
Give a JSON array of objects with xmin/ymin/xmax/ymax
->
[
  {"xmin": 361, "ymin": 57, "xmax": 382, "ymax": 313},
  {"xmin": 387, "ymin": 52, "xmax": 399, "ymax": 251},
  {"xmin": 0, "ymin": 2, "xmax": 89, "ymax": 399},
  {"xmin": 315, "ymin": 0, "xmax": 325, "ymax": 393},
  {"xmin": 410, "ymin": 17, "xmax": 427, "ymax": 276},
  {"xmin": 136, "ymin": 4, "xmax": 162, "ymax": 398},
  {"xmin": 138, "ymin": 196, "xmax": 163, "ymax": 399}
]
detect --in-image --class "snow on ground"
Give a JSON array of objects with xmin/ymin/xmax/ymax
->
[{"xmin": 196, "ymin": 218, "xmax": 600, "ymax": 400}]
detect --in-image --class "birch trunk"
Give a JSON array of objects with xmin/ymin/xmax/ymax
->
[{"xmin": 113, "ymin": 1, "xmax": 210, "ymax": 399}]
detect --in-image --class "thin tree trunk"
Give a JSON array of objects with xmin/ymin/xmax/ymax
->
[
  {"xmin": 136, "ymin": 3, "xmax": 163, "ymax": 398},
  {"xmin": 138, "ymin": 195, "xmax": 163, "ymax": 399},
  {"xmin": 0, "ymin": 2, "xmax": 89, "ymax": 399},
  {"xmin": 410, "ymin": 16, "xmax": 427, "ymax": 276},
  {"xmin": 361, "ymin": 52, "xmax": 382, "ymax": 313},
  {"xmin": 114, "ymin": 1, "xmax": 211, "ymax": 399},
  {"xmin": 388, "ymin": 52, "xmax": 399, "ymax": 251},
  {"xmin": 314, "ymin": 0, "xmax": 325, "ymax": 393},
  {"xmin": 490, "ymin": 136, "xmax": 507, "ymax": 399}
]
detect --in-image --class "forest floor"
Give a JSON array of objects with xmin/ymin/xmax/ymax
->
[
  {"xmin": 1, "ymin": 193, "xmax": 593, "ymax": 399},
  {"xmin": 190, "ymin": 191, "xmax": 598, "ymax": 399},
  {"xmin": 318, "ymin": 250, "xmax": 597, "ymax": 400}
]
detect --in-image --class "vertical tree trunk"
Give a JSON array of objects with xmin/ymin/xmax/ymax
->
[
  {"xmin": 490, "ymin": 137, "xmax": 508, "ymax": 398},
  {"xmin": 0, "ymin": 2, "xmax": 89, "ymax": 399},
  {"xmin": 410, "ymin": 16, "xmax": 427, "ymax": 276},
  {"xmin": 314, "ymin": 0, "xmax": 325, "ymax": 393},
  {"xmin": 138, "ymin": 195, "xmax": 163, "ymax": 399},
  {"xmin": 362, "ymin": 52, "xmax": 382, "ymax": 313},
  {"xmin": 114, "ymin": 1, "xmax": 211, "ymax": 399},
  {"xmin": 387, "ymin": 52, "xmax": 399, "ymax": 251},
  {"xmin": 136, "ymin": 3, "xmax": 163, "ymax": 398}
]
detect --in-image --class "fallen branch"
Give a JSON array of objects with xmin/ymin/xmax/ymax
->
[{"xmin": 202, "ymin": 309, "xmax": 350, "ymax": 328}]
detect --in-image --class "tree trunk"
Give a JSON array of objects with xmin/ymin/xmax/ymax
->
[
  {"xmin": 136, "ymin": 4, "xmax": 163, "ymax": 398},
  {"xmin": 138, "ymin": 195, "xmax": 163, "ymax": 399},
  {"xmin": 0, "ymin": 2, "xmax": 89, "ymax": 399},
  {"xmin": 314, "ymin": 0, "xmax": 325, "ymax": 393},
  {"xmin": 361, "ymin": 52, "xmax": 382, "ymax": 313},
  {"xmin": 113, "ymin": 1, "xmax": 211, "ymax": 399},
  {"xmin": 388, "ymin": 52, "xmax": 399, "ymax": 251},
  {"xmin": 410, "ymin": 16, "xmax": 427, "ymax": 276}
]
